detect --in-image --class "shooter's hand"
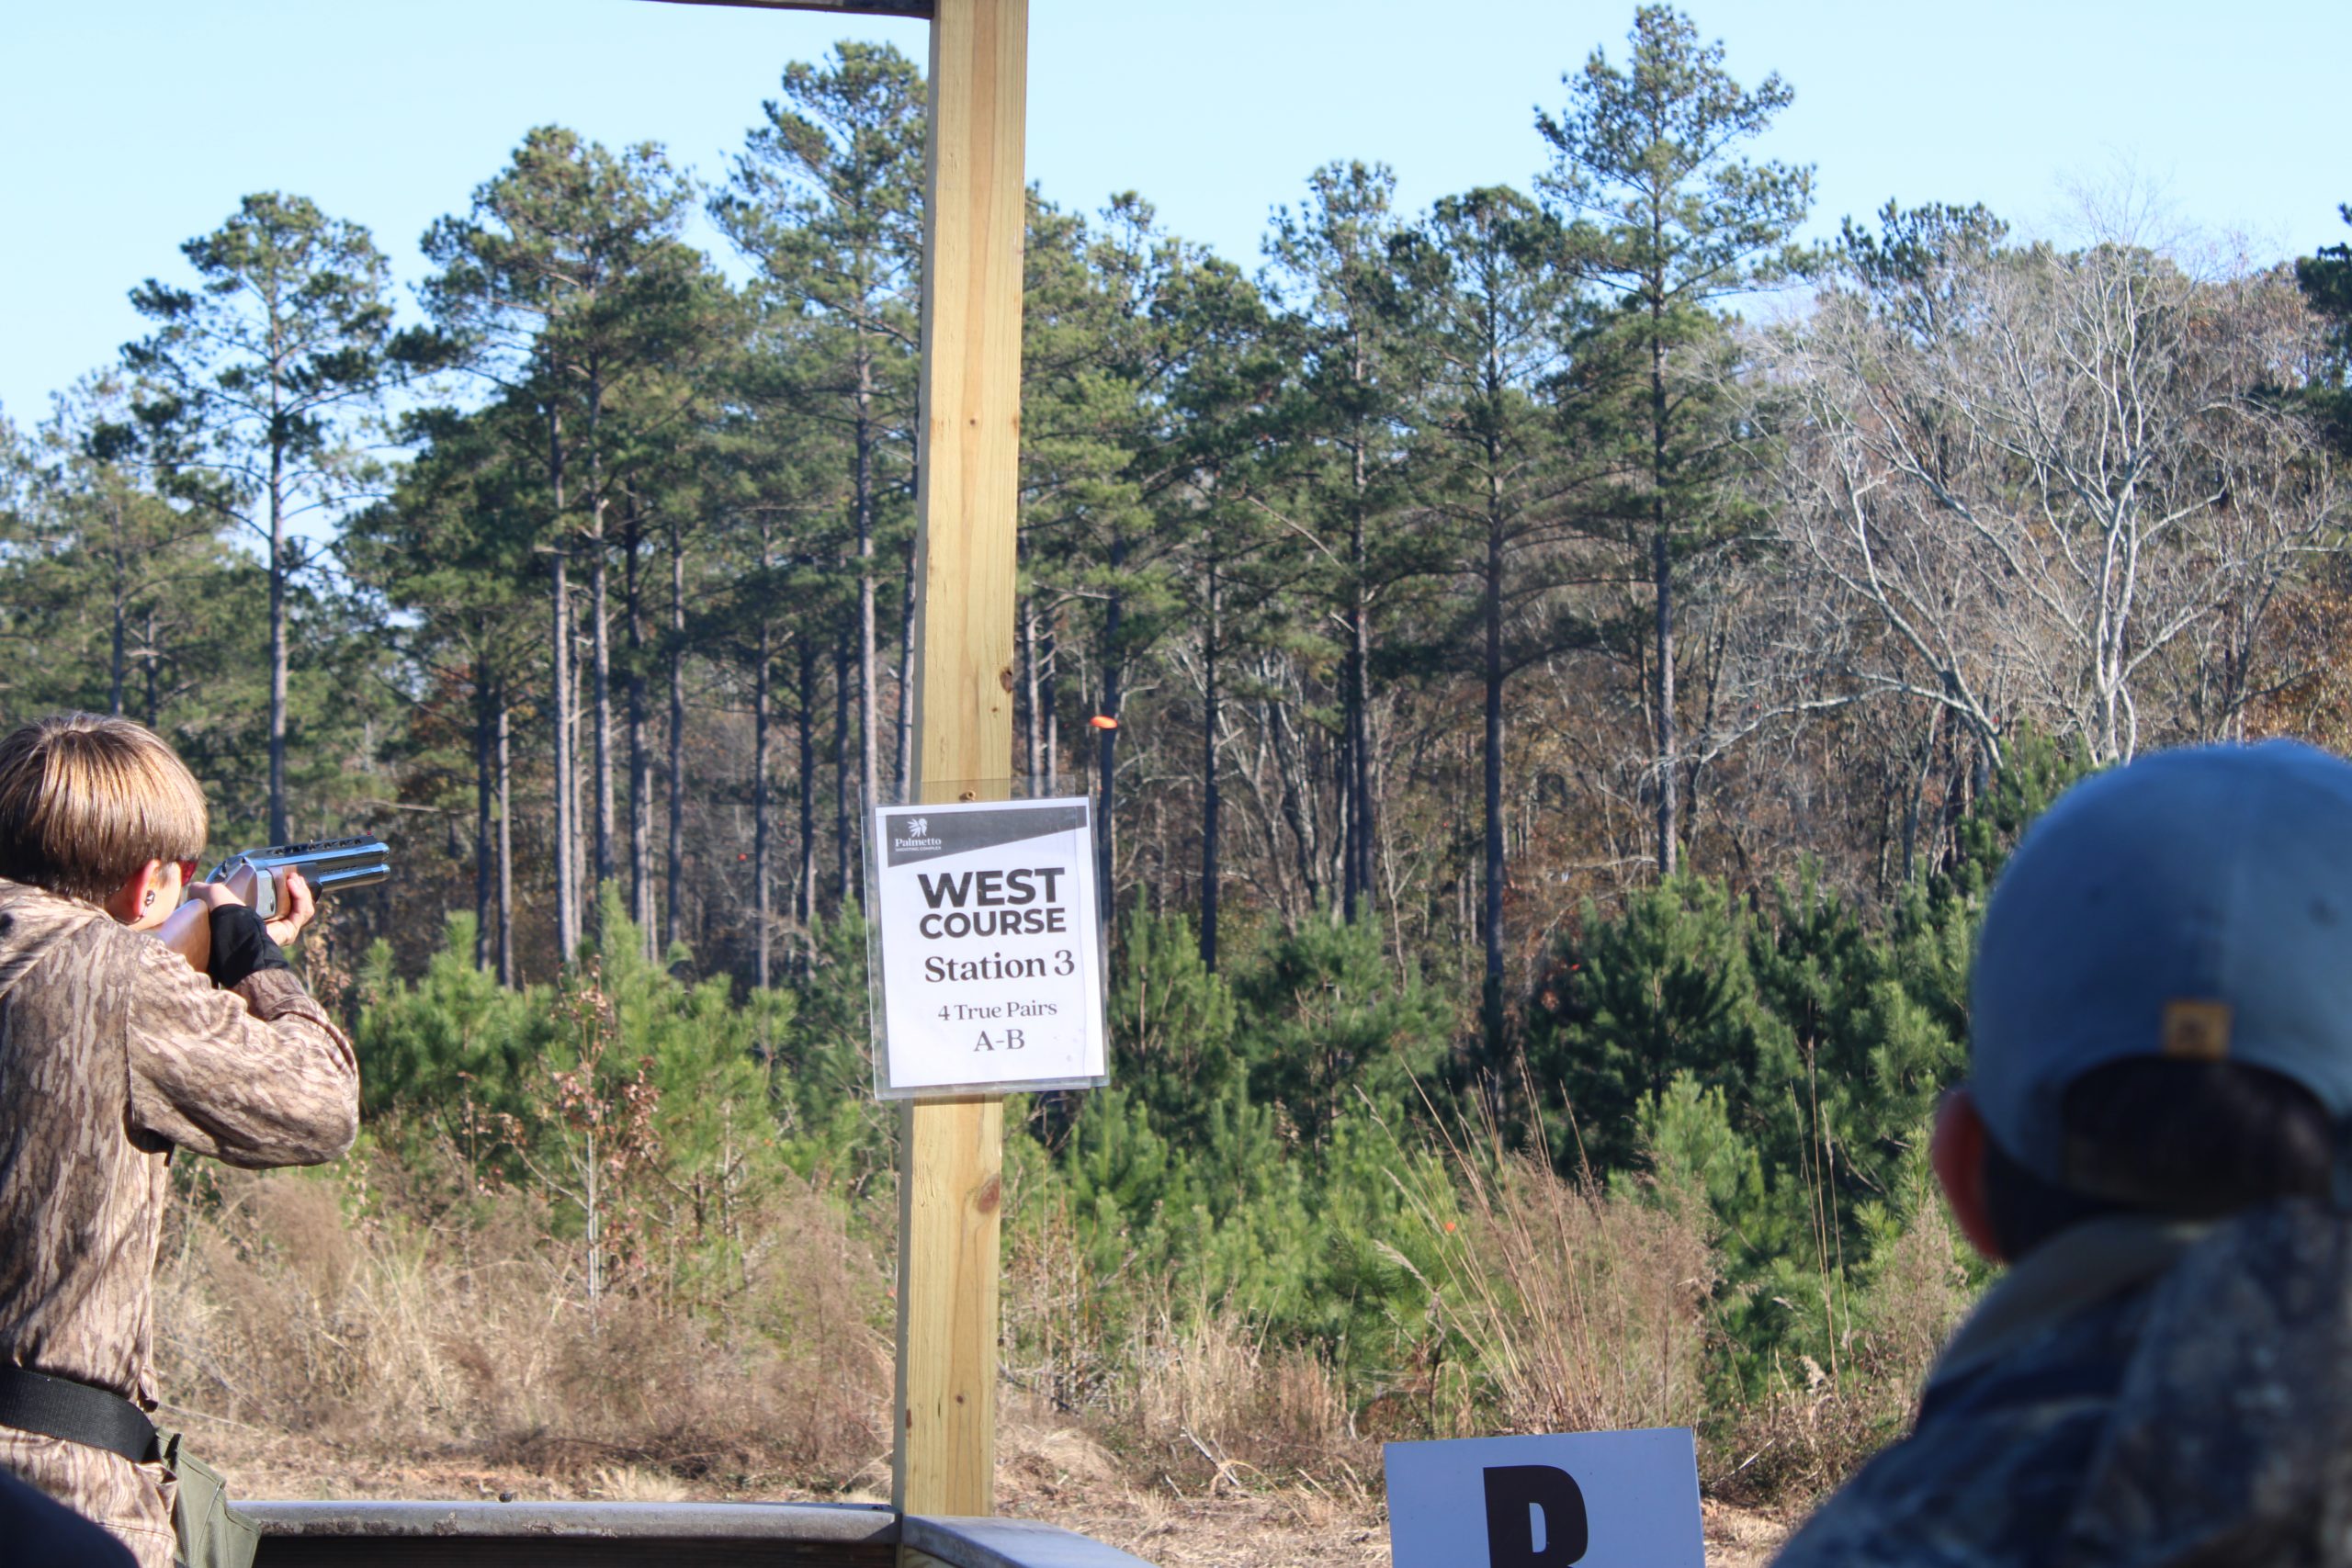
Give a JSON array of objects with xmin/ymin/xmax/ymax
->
[
  {"xmin": 266, "ymin": 869, "xmax": 315, "ymax": 948},
  {"xmin": 180, "ymin": 878, "xmax": 244, "ymax": 913}
]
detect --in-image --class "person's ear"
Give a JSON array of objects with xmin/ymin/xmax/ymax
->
[
  {"xmin": 1933, "ymin": 1086, "xmax": 2009, "ymax": 1265},
  {"xmin": 103, "ymin": 860, "xmax": 167, "ymax": 929}
]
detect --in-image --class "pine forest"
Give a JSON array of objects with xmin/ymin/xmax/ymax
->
[{"xmin": 8, "ymin": 6, "xmax": 2352, "ymax": 1555}]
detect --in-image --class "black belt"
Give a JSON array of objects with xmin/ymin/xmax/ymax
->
[{"xmin": 0, "ymin": 1364, "xmax": 157, "ymax": 1464}]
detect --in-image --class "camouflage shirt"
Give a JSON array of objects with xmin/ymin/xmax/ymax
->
[
  {"xmin": 0, "ymin": 880, "xmax": 357, "ymax": 1568},
  {"xmin": 1774, "ymin": 1202, "xmax": 2352, "ymax": 1568}
]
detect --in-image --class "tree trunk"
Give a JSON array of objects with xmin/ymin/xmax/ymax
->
[
  {"xmin": 108, "ymin": 541, "xmax": 127, "ymax": 718},
  {"xmin": 625, "ymin": 501, "xmax": 652, "ymax": 956},
  {"xmin": 894, "ymin": 521, "xmax": 917, "ymax": 802},
  {"xmin": 1022, "ymin": 596, "xmax": 1041, "ymax": 784},
  {"xmin": 753, "ymin": 621, "xmax": 774, "ymax": 990},
  {"xmin": 495, "ymin": 693, "xmax": 514, "ymax": 987},
  {"xmin": 476, "ymin": 662, "xmax": 495, "ymax": 973},
  {"xmin": 1482, "ymin": 465, "xmax": 1507, "ymax": 1047},
  {"xmin": 1097, "ymin": 592, "xmax": 1123, "ymax": 935},
  {"xmin": 666, "ymin": 513, "xmax": 688, "ymax": 954},
  {"xmin": 1200, "ymin": 559, "xmax": 1222, "ymax": 971},
  {"xmin": 1350, "ymin": 631, "xmax": 1373, "ymax": 922},
  {"xmin": 549, "ymin": 404, "xmax": 580, "ymax": 961},
  {"xmin": 1267, "ymin": 680, "xmax": 1322, "ymax": 910},
  {"xmin": 797, "ymin": 634, "xmax": 818, "ymax": 928},
  {"xmin": 1901, "ymin": 704, "xmax": 1943, "ymax": 885},
  {"xmin": 1042, "ymin": 614, "xmax": 1058, "ymax": 782},
  {"xmin": 267, "ymin": 441, "xmax": 289, "ymax": 844},
  {"xmin": 1650, "ymin": 259, "xmax": 1678, "ymax": 881},
  {"xmin": 1652, "ymin": 532, "xmax": 1675, "ymax": 876},
  {"xmin": 833, "ymin": 634, "xmax": 854, "ymax": 908},
  {"xmin": 854, "ymin": 334, "xmax": 878, "ymax": 832},
  {"xmin": 571, "ymin": 588, "xmax": 589, "ymax": 939},
  {"xmin": 142, "ymin": 606, "xmax": 160, "ymax": 730},
  {"xmin": 1343, "ymin": 393, "xmax": 1373, "ymax": 924},
  {"xmin": 588, "ymin": 374, "xmax": 616, "ymax": 909}
]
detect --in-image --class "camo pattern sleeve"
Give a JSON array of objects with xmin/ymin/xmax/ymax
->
[
  {"xmin": 1774, "ymin": 1202, "xmax": 2352, "ymax": 1568},
  {"xmin": 124, "ymin": 933, "xmax": 357, "ymax": 1168}
]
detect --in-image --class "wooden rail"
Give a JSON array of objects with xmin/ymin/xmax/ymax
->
[
  {"xmin": 640, "ymin": 1, "xmax": 934, "ymax": 16},
  {"xmin": 246, "ymin": 1502, "xmax": 1160, "ymax": 1568}
]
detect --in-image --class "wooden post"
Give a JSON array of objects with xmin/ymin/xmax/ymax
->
[
  {"xmin": 895, "ymin": 0, "xmax": 1027, "ymax": 1523},
  {"xmin": 627, "ymin": 0, "xmax": 1023, "ymax": 1524}
]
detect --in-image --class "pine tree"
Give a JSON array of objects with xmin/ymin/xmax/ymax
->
[
  {"xmin": 1262, "ymin": 163, "xmax": 1423, "ymax": 923},
  {"xmin": 1150, "ymin": 236, "xmax": 1283, "ymax": 969},
  {"xmin": 2295, "ymin": 203, "xmax": 2352, "ymax": 455},
  {"xmin": 715, "ymin": 43, "xmax": 926, "ymax": 844},
  {"xmin": 1029, "ymin": 196, "xmax": 1243, "ymax": 933},
  {"xmin": 1537, "ymin": 6, "xmax": 1812, "ymax": 877},
  {"xmin": 1400, "ymin": 186, "xmax": 1586, "ymax": 1050},
  {"xmin": 349, "ymin": 397, "xmax": 544, "ymax": 983},
  {"xmin": 26, "ymin": 373, "xmax": 224, "ymax": 722},
  {"xmin": 126, "ymin": 193, "xmax": 404, "ymax": 841},
  {"xmin": 424, "ymin": 128, "xmax": 708, "ymax": 955}
]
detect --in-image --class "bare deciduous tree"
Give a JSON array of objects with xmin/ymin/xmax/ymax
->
[{"xmin": 1761, "ymin": 206, "xmax": 2338, "ymax": 770}]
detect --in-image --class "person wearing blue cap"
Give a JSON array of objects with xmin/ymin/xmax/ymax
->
[{"xmin": 1775, "ymin": 739, "xmax": 2352, "ymax": 1566}]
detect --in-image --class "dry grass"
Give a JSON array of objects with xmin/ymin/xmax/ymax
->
[
  {"xmin": 1403, "ymin": 1134, "xmax": 1717, "ymax": 1441},
  {"xmin": 155, "ymin": 1156, "xmax": 892, "ymax": 1491},
  {"xmin": 994, "ymin": 1161, "xmax": 1383, "ymax": 1500},
  {"xmin": 1120, "ymin": 1306, "xmax": 1378, "ymax": 1496}
]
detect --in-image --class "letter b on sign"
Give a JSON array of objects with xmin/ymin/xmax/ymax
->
[{"xmin": 1483, "ymin": 1465, "xmax": 1587, "ymax": 1567}]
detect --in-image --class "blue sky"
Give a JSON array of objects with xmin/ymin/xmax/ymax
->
[{"xmin": 5, "ymin": 0, "xmax": 2346, "ymax": 424}]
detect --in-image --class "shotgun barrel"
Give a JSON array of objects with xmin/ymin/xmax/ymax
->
[{"xmin": 206, "ymin": 838, "xmax": 392, "ymax": 920}]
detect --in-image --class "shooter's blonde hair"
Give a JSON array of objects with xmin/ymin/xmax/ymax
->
[{"xmin": 0, "ymin": 714, "xmax": 209, "ymax": 903}]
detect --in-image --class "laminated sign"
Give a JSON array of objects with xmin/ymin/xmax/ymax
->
[
  {"xmin": 1385, "ymin": 1427, "xmax": 1703, "ymax": 1568},
  {"xmin": 869, "ymin": 797, "xmax": 1109, "ymax": 1098}
]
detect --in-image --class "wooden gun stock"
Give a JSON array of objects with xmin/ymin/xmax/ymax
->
[{"xmin": 156, "ymin": 897, "xmax": 211, "ymax": 974}]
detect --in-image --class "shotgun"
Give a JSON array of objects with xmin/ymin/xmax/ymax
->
[{"xmin": 156, "ymin": 837, "xmax": 391, "ymax": 973}]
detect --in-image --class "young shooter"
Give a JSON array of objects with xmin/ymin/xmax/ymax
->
[
  {"xmin": 0, "ymin": 715, "xmax": 357, "ymax": 1568},
  {"xmin": 1776, "ymin": 741, "xmax": 2352, "ymax": 1565}
]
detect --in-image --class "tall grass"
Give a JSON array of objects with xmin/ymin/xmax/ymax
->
[
  {"xmin": 153, "ymin": 1104, "xmax": 1962, "ymax": 1513},
  {"xmin": 156, "ymin": 1145, "xmax": 891, "ymax": 1489},
  {"xmin": 1419, "ymin": 1147, "xmax": 1717, "ymax": 1439}
]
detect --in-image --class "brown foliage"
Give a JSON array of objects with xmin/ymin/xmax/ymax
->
[
  {"xmin": 154, "ymin": 1154, "xmax": 891, "ymax": 1490},
  {"xmin": 1419, "ymin": 1150, "xmax": 1717, "ymax": 1439}
]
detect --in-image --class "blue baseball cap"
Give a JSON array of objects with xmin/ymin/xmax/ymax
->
[{"xmin": 1971, "ymin": 740, "xmax": 2352, "ymax": 1190}]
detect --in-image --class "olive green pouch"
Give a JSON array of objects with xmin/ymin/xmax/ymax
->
[{"xmin": 160, "ymin": 1430, "xmax": 259, "ymax": 1568}]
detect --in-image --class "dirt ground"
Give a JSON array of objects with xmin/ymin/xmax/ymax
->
[{"xmin": 202, "ymin": 1416, "xmax": 1795, "ymax": 1568}]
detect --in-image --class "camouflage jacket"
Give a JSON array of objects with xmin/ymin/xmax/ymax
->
[
  {"xmin": 0, "ymin": 880, "xmax": 356, "ymax": 1568},
  {"xmin": 1775, "ymin": 1203, "xmax": 2352, "ymax": 1568}
]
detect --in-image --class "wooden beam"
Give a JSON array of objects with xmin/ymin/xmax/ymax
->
[
  {"xmin": 894, "ymin": 0, "xmax": 1028, "ymax": 1529},
  {"xmin": 639, "ymin": 0, "xmax": 933, "ymax": 16}
]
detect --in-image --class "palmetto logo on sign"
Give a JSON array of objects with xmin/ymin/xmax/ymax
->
[{"xmin": 892, "ymin": 815, "xmax": 944, "ymax": 855}]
